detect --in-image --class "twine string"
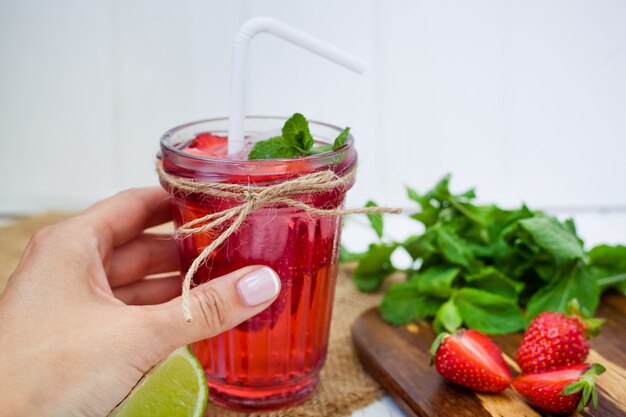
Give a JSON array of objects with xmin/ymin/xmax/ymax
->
[{"xmin": 156, "ymin": 161, "xmax": 402, "ymax": 322}]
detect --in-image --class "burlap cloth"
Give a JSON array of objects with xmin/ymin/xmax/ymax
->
[{"xmin": 0, "ymin": 213, "xmax": 385, "ymax": 417}]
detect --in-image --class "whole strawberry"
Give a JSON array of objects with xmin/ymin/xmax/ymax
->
[
  {"xmin": 431, "ymin": 329, "xmax": 512, "ymax": 393},
  {"xmin": 516, "ymin": 300, "xmax": 603, "ymax": 373},
  {"xmin": 512, "ymin": 363, "xmax": 605, "ymax": 415}
]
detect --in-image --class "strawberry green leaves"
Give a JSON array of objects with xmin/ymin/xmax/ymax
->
[
  {"xmin": 248, "ymin": 113, "xmax": 351, "ymax": 160},
  {"xmin": 347, "ymin": 174, "xmax": 626, "ymax": 335},
  {"xmin": 513, "ymin": 363, "xmax": 605, "ymax": 414},
  {"xmin": 560, "ymin": 363, "xmax": 606, "ymax": 411}
]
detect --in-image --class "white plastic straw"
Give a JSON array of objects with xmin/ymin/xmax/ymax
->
[{"xmin": 227, "ymin": 16, "xmax": 367, "ymax": 154}]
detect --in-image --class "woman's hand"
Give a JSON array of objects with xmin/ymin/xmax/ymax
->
[{"xmin": 0, "ymin": 188, "xmax": 280, "ymax": 417}]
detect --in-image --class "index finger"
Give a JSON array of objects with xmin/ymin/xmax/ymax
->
[{"xmin": 80, "ymin": 187, "xmax": 172, "ymax": 249}]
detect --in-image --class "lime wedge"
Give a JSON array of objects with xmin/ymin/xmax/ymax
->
[{"xmin": 109, "ymin": 346, "xmax": 207, "ymax": 417}]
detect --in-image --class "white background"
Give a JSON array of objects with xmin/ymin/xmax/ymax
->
[{"xmin": 1, "ymin": 0, "xmax": 626, "ymax": 214}]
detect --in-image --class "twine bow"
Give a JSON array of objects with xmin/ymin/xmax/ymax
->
[{"xmin": 157, "ymin": 161, "xmax": 402, "ymax": 321}]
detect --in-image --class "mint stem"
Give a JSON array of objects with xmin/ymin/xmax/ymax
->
[
  {"xmin": 597, "ymin": 273, "xmax": 626, "ymax": 288},
  {"xmin": 449, "ymin": 199, "xmax": 486, "ymax": 226}
]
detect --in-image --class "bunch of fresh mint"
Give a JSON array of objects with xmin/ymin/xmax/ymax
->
[
  {"xmin": 343, "ymin": 175, "xmax": 626, "ymax": 334},
  {"xmin": 248, "ymin": 113, "xmax": 349, "ymax": 160}
]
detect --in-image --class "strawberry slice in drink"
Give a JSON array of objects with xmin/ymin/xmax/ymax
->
[{"xmin": 184, "ymin": 133, "xmax": 228, "ymax": 158}]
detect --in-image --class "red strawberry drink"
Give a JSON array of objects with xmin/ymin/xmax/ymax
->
[{"xmin": 159, "ymin": 116, "xmax": 357, "ymax": 410}]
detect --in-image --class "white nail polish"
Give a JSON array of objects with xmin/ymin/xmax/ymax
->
[{"xmin": 237, "ymin": 267, "xmax": 280, "ymax": 306}]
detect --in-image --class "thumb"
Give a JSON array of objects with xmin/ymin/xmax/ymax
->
[{"xmin": 146, "ymin": 266, "xmax": 280, "ymax": 351}]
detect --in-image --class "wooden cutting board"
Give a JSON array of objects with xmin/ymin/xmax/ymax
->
[{"xmin": 352, "ymin": 292, "xmax": 626, "ymax": 417}]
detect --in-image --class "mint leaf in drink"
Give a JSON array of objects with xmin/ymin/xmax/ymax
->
[
  {"xmin": 281, "ymin": 113, "xmax": 314, "ymax": 152},
  {"xmin": 365, "ymin": 200, "xmax": 384, "ymax": 239},
  {"xmin": 248, "ymin": 113, "xmax": 351, "ymax": 160},
  {"xmin": 315, "ymin": 127, "xmax": 350, "ymax": 153},
  {"xmin": 332, "ymin": 127, "xmax": 350, "ymax": 150},
  {"xmin": 309, "ymin": 145, "xmax": 333, "ymax": 155},
  {"xmin": 248, "ymin": 137, "xmax": 302, "ymax": 160}
]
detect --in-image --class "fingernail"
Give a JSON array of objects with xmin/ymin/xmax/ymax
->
[{"xmin": 237, "ymin": 267, "xmax": 280, "ymax": 307}]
